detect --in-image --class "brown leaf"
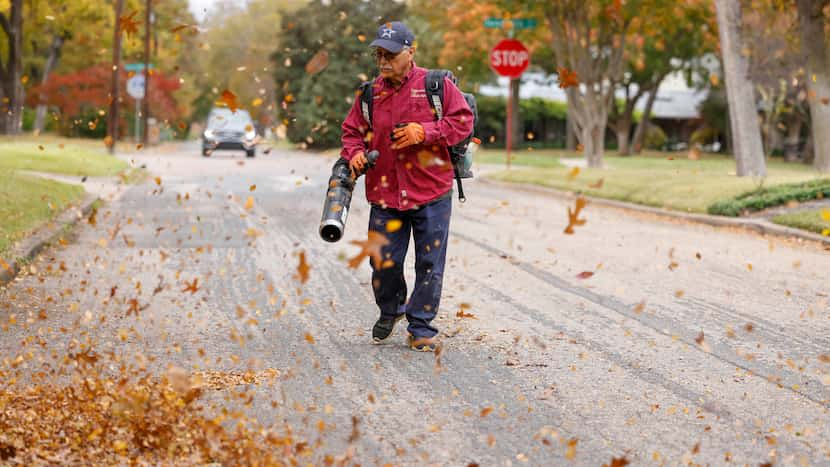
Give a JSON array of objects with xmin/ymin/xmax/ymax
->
[
  {"xmin": 480, "ymin": 407, "xmax": 493, "ymax": 417},
  {"xmin": 695, "ymin": 331, "xmax": 705, "ymax": 345},
  {"xmin": 304, "ymin": 333, "xmax": 315, "ymax": 344},
  {"xmin": 588, "ymin": 178, "xmax": 604, "ymax": 189},
  {"xmin": 218, "ymin": 89, "xmax": 240, "ymax": 113},
  {"xmin": 120, "ymin": 11, "xmax": 140, "ymax": 37},
  {"xmin": 563, "ymin": 196, "xmax": 587, "ymax": 234},
  {"xmin": 182, "ymin": 278, "xmax": 200, "ymax": 294},
  {"xmin": 347, "ymin": 230, "xmax": 390, "ymax": 269},
  {"xmin": 633, "ymin": 300, "xmax": 645, "ymax": 313},
  {"xmin": 575, "ymin": 271, "xmax": 594, "ymax": 279},
  {"xmin": 564, "ymin": 438, "xmax": 578, "ymax": 460},
  {"xmin": 603, "ymin": 457, "xmax": 630, "ymax": 467},
  {"xmin": 305, "ymin": 50, "xmax": 330, "ymax": 75},
  {"xmin": 295, "ymin": 251, "xmax": 310, "ymax": 284},
  {"xmin": 557, "ymin": 67, "xmax": 579, "ymax": 89}
]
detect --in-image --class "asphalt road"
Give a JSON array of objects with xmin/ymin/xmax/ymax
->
[{"xmin": 2, "ymin": 142, "xmax": 829, "ymax": 466}]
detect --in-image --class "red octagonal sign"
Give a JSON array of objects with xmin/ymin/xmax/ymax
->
[{"xmin": 490, "ymin": 39, "xmax": 530, "ymax": 78}]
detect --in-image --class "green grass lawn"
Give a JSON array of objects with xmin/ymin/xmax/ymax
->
[
  {"xmin": 0, "ymin": 169, "xmax": 84, "ymax": 255},
  {"xmin": 772, "ymin": 209, "xmax": 830, "ymax": 236},
  {"xmin": 0, "ymin": 135, "xmax": 129, "ymax": 256},
  {"xmin": 0, "ymin": 138, "xmax": 128, "ymax": 176},
  {"xmin": 481, "ymin": 149, "xmax": 823, "ymax": 213}
]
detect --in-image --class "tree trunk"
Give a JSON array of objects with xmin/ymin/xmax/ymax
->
[
  {"xmin": 797, "ymin": 0, "xmax": 830, "ymax": 172},
  {"xmin": 580, "ymin": 119, "xmax": 605, "ymax": 168},
  {"xmin": 616, "ymin": 120, "xmax": 631, "ymax": 156},
  {"xmin": 141, "ymin": 0, "xmax": 151, "ymax": 146},
  {"xmin": 33, "ymin": 34, "xmax": 65, "ymax": 134},
  {"xmin": 566, "ymin": 96, "xmax": 577, "ymax": 150},
  {"xmin": 632, "ymin": 91, "xmax": 656, "ymax": 154},
  {"xmin": 108, "ymin": 0, "xmax": 125, "ymax": 154},
  {"xmin": 784, "ymin": 118, "xmax": 802, "ymax": 162},
  {"xmin": 715, "ymin": 0, "xmax": 767, "ymax": 176},
  {"xmin": 0, "ymin": 0, "xmax": 24, "ymax": 134},
  {"xmin": 509, "ymin": 77, "xmax": 521, "ymax": 147}
]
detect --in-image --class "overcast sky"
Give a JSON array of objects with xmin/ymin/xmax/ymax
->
[{"xmin": 189, "ymin": 0, "xmax": 246, "ymax": 23}]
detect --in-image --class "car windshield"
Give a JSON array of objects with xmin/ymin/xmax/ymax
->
[{"xmin": 207, "ymin": 108, "xmax": 253, "ymax": 131}]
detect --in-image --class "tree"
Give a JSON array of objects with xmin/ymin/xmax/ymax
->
[
  {"xmin": 0, "ymin": 0, "xmax": 24, "ymax": 134},
  {"xmin": 796, "ymin": 0, "xmax": 830, "ymax": 172},
  {"xmin": 272, "ymin": 0, "xmax": 406, "ymax": 148},
  {"xmin": 612, "ymin": 0, "xmax": 717, "ymax": 155},
  {"xmin": 544, "ymin": 0, "xmax": 642, "ymax": 167},
  {"xmin": 714, "ymin": 0, "xmax": 766, "ymax": 176}
]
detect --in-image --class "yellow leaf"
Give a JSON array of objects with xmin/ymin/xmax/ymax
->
[
  {"xmin": 566, "ymin": 167, "xmax": 580, "ymax": 180},
  {"xmin": 822, "ymin": 228, "xmax": 830, "ymax": 237},
  {"xmin": 386, "ymin": 219, "xmax": 403, "ymax": 233},
  {"xmin": 244, "ymin": 196, "xmax": 254, "ymax": 211},
  {"xmin": 304, "ymin": 332, "xmax": 315, "ymax": 344},
  {"xmin": 821, "ymin": 208, "xmax": 830, "ymax": 221},
  {"xmin": 252, "ymin": 97, "xmax": 263, "ymax": 107}
]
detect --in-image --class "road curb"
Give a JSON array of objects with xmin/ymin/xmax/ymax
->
[
  {"xmin": 478, "ymin": 177, "xmax": 830, "ymax": 247},
  {"xmin": 0, "ymin": 193, "xmax": 99, "ymax": 286}
]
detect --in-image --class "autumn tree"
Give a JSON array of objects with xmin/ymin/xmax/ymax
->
[
  {"xmin": 544, "ymin": 0, "xmax": 643, "ymax": 167},
  {"xmin": 272, "ymin": 0, "xmax": 406, "ymax": 148},
  {"xmin": 0, "ymin": 0, "xmax": 24, "ymax": 134},
  {"xmin": 715, "ymin": 0, "xmax": 766, "ymax": 176},
  {"xmin": 609, "ymin": 0, "xmax": 717, "ymax": 155},
  {"xmin": 796, "ymin": 0, "xmax": 830, "ymax": 172}
]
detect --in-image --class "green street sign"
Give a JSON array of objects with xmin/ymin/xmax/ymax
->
[
  {"xmin": 124, "ymin": 63, "xmax": 154, "ymax": 72},
  {"xmin": 484, "ymin": 18, "xmax": 537, "ymax": 29}
]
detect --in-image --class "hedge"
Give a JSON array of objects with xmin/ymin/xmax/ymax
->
[{"xmin": 707, "ymin": 178, "xmax": 830, "ymax": 216}]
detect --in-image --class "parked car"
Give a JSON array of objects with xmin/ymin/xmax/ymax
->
[{"xmin": 202, "ymin": 107, "xmax": 257, "ymax": 157}]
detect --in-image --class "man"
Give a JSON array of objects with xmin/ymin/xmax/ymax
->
[{"xmin": 340, "ymin": 21, "xmax": 474, "ymax": 352}]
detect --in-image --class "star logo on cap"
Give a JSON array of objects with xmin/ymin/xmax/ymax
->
[{"xmin": 380, "ymin": 28, "xmax": 396, "ymax": 39}]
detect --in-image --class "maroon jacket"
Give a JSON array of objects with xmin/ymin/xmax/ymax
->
[{"xmin": 340, "ymin": 64, "xmax": 474, "ymax": 210}]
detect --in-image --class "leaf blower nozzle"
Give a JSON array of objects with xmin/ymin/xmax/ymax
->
[{"xmin": 318, "ymin": 150, "xmax": 379, "ymax": 243}]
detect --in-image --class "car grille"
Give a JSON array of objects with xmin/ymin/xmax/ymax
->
[{"xmin": 214, "ymin": 130, "xmax": 244, "ymax": 139}]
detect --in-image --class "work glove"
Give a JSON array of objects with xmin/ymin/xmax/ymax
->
[
  {"xmin": 348, "ymin": 151, "xmax": 368, "ymax": 179},
  {"xmin": 391, "ymin": 122, "xmax": 425, "ymax": 149}
]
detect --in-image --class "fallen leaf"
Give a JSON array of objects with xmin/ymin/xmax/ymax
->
[
  {"xmin": 633, "ymin": 301, "xmax": 645, "ymax": 313},
  {"xmin": 566, "ymin": 166, "xmax": 580, "ymax": 180},
  {"xmin": 304, "ymin": 333, "xmax": 315, "ymax": 344},
  {"xmin": 182, "ymin": 278, "xmax": 200, "ymax": 294},
  {"xmin": 695, "ymin": 331, "xmax": 704, "ymax": 345},
  {"xmin": 821, "ymin": 208, "xmax": 830, "ymax": 221},
  {"xmin": 588, "ymin": 178, "xmax": 604, "ymax": 189},
  {"xmin": 295, "ymin": 251, "xmax": 310, "ymax": 284},
  {"xmin": 249, "ymin": 184, "xmax": 256, "ymax": 192},
  {"xmin": 244, "ymin": 196, "xmax": 255, "ymax": 211},
  {"xmin": 564, "ymin": 438, "xmax": 578, "ymax": 460},
  {"xmin": 603, "ymin": 457, "xmax": 630, "ymax": 467},
  {"xmin": 480, "ymin": 407, "xmax": 493, "ymax": 417},
  {"xmin": 575, "ymin": 271, "xmax": 593, "ymax": 279}
]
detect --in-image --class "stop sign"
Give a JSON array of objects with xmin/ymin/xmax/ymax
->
[{"xmin": 490, "ymin": 39, "xmax": 530, "ymax": 78}]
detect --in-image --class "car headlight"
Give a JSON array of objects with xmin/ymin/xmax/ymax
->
[
  {"xmin": 245, "ymin": 130, "xmax": 256, "ymax": 140},
  {"xmin": 204, "ymin": 129, "xmax": 214, "ymax": 139}
]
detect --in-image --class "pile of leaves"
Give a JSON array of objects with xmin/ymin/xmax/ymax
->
[
  {"xmin": 0, "ymin": 362, "xmax": 301, "ymax": 465},
  {"xmin": 707, "ymin": 178, "xmax": 830, "ymax": 216}
]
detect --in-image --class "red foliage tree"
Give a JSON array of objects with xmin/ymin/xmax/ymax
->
[{"xmin": 26, "ymin": 65, "xmax": 181, "ymax": 137}]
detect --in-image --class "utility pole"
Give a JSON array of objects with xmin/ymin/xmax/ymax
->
[
  {"xmin": 141, "ymin": 0, "xmax": 152, "ymax": 146},
  {"xmin": 108, "ymin": 0, "xmax": 125, "ymax": 154}
]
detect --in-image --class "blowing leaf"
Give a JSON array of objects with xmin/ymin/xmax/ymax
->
[
  {"xmin": 557, "ymin": 67, "xmax": 579, "ymax": 89},
  {"xmin": 295, "ymin": 251, "xmax": 310, "ymax": 284},
  {"xmin": 347, "ymin": 231, "xmax": 390, "ymax": 269},
  {"xmin": 218, "ymin": 89, "xmax": 240, "ymax": 113},
  {"xmin": 120, "ymin": 11, "xmax": 140, "ymax": 38},
  {"xmin": 564, "ymin": 197, "xmax": 587, "ymax": 235}
]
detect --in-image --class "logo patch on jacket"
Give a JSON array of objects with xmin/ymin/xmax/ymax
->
[{"xmin": 411, "ymin": 88, "xmax": 427, "ymax": 98}]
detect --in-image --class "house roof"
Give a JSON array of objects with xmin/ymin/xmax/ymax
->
[{"xmin": 477, "ymin": 73, "xmax": 708, "ymax": 120}]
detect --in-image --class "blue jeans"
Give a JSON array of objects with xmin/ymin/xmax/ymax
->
[{"xmin": 368, "ymin": 195, "xmax": 452, "ymax": 338}]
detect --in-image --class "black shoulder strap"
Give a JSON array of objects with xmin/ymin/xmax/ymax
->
[
  {"xmin": 358, "ymin": 81, "xmax": 373, "ymax": 128},
  {"xmin": 425, "ymin": 69, "xmax": 452, "ymax": 121}
]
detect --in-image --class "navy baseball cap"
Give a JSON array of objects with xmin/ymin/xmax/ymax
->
[{"xmin": 369, "ymin": 21, "xmax": 415, "ymax": 53}]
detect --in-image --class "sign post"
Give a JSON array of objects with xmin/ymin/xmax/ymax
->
[
  {"xmin": 126, "ymin": 73, "xmax": 146, "ymax": 143},
  {"xmin": 489, "ymin": 39, "xmax": 530, "ymax": 169}
]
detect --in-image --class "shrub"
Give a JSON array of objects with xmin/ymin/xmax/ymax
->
[
  {"xmin": 707, "ymin": 179, "xmax": 830, "ymax": 216},
  {"xmin": 643, "ymin": 125, "xmax": 667, "ymax": 150}
]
